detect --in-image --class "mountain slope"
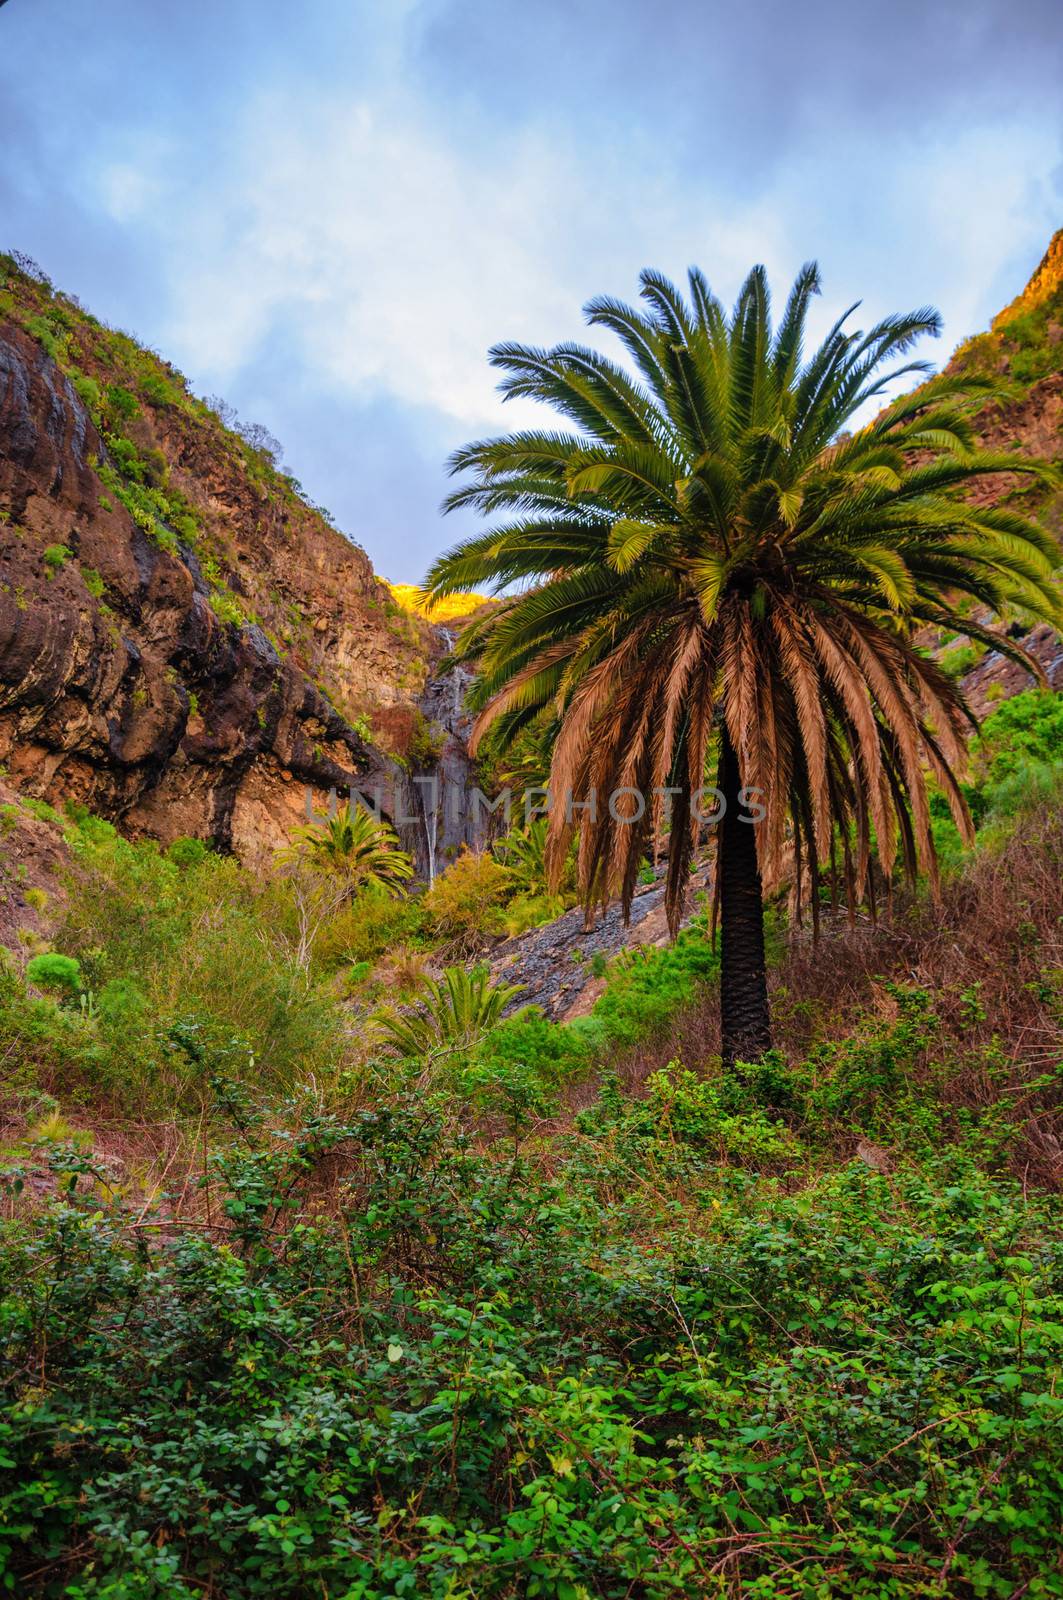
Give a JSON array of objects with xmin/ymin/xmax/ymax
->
[
  {"xmin": 0, "ymin": 251, "xmax": 437, "ymax": 853},
  {"xmin": 934, "ymin": 230, "xmax": 1063, "ymax": 711}
]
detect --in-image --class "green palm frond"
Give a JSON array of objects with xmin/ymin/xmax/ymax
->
[
  {"xmin": 291, "ymin": 804, "xmax": 413, "ymax": 895},
  {"xmin": 372, "ymin": 965, "xmax": 524, "ymax": 1058}
]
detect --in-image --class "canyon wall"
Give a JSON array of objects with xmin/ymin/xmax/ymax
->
[{"xmin": 0, "ymin": 255, "xmax": 453, "ymax": 859}]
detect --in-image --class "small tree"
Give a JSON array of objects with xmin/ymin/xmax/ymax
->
[{"xmin": 291, "ymin": 804, "xmax": 413, "ymax": 896}]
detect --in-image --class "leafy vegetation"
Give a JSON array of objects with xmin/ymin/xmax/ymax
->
[
  {"xmin": 372, "ymin": 964, "xmax": 525, "ymax": 1059},
  {"xmin": 421, "ymin": 847, "xmax": 513, "ymax": 954},
  {"xmin": 0, "ymin": 815, "xmax": 349, "ymax": 1115},
  {"xmin": 3, "ymin": 1077, "xmax": 1063, "ymax": 1598},
  {"xmin": 291, "ymin": 803, "xmax": 414, "ymax": 895}
]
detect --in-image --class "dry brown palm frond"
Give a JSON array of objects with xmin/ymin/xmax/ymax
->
[
  {"xmin": 770, "ymin": 606, "xmax": 832, "ymax": 853},
  {"xmin": 840, "ymin": 614, "xmax": 939, "ymax": 886},
  {"xmin": 544, "ymin": 626, "xmax": 652, "ymax": 885},
  {"xmin": 468, "ymin": 637, "xmax": 577, "ymax": 755},
  {"xmin": 806, "ymin": 616, "xmax": 890, "ymax": 856}
]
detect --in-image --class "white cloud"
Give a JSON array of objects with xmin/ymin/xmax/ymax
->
[
  {"xmin": 156, "ymin": 94, "xmax": 582, "ymax": 428},
  {"xmin": 83, "ymin": 48, "xmax": 1059, "ymax": 463},
  {"xmin": 98, "ymin": 159, "xmax": 164, "ymax": 224}
]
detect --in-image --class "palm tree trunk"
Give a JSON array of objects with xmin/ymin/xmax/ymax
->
[{"xmin": 718, "ymin": 725, "xmax": 772, "ymax": 1068}]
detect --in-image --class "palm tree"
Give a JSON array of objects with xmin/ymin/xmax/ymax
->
[
  {"xmin": 424, "ymin": 263, "xmax": 1060, "ymax": 1067},
  {"xmin": 293, "ymin": 803, "xmax": 414, "ymax": 895},
  {"xmin": 373, "ymin": 965, "xmax": 524, "ymax": 1058}
]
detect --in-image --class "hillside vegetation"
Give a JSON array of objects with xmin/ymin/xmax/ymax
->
[{"xmin": 0, "ymin": 685, "xmax": 1061, "ymax": 1597}]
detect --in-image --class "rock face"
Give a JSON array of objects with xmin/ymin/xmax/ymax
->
[
  {"xmin": 410, "ymin": 627, "xmax": 488, "ymax": 880},
  {"xmin": 937, "ymin": 364, "xmax": 1063, "ymax": 715},
  {"xmin": 0, "ymin": 316, "xmax": 433, "ymax": 854},
  {"xmin": 490, "ymin": 871, "xmax": 690, "ymax": 1020}
]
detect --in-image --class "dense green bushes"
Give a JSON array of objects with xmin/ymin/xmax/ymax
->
[
  {"xmin": 976, "ymin": 687, "xmax": 1063, "ymax": 794},
  {"xmin": 0, "ymin": 809, "xmax": 727, "ymax": 1121},
  {"xmin": 1, "ymin": 711, "xmax": 1062, "ymax": 1594},
  {"xmin": 2, "ymin": 1091, "xmax": 1063, "ymax": 1597},
  {"xmin": 2, "ymin": 815, "xmax": 348, "ymax": 1115},
  {"xmin": 930, "ymin": 688, "xmax": 1063, "ymax": 864}
]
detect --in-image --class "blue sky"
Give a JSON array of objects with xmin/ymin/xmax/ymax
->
[{"xmin": 1, "ymin": 0, "xmax": 1060, "ymax": 581}]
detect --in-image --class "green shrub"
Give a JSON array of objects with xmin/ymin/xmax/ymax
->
[
  {"xmin": 3, "ymin": 1098, "xmax": 1062, "ymax": 1599},
  {"xmin": 167, "ymin": 835, "xmax": 209, "ymax": 869},
  {"xmin": 978, "ymin": 687, "xmax": 1063, "ymax": 788},
  {"xmin": 580, "ymin": 1058, "xmax": 799, "ymax": 1166},
  {"xmin": 805, "ymin": 983, "xmax": 938, "ymax": 1135},
  {"xmin": 422, "ymin": 848, "xmax": 511, "ymax": 952},
  {"xmin": 21, "ymin": 797, "xmax": 64, "ymax": 826},
  {"xmin": 407, "ymin": 708, "xmax": 444, "ymax": 767},
  {"xmin": 104, "ymin": 381, "xmax": 140, "ymax": 420},
  {"xmin": 94, "ymin": 976, "xmax": 149, "ymax": 1030},
  {"xmin": 139, "ymin": 372, "xmax": 180, "ymax": 408},
  {"xmin": 649, "ymin": 1058, "xmax": 790, "ymax": 1154},
  {"xmin": 494, "ymin": 817, "xmax": 575, "ymax": 898},
  {"xmin": 0, "ymin": 960, "xmax": 100, "ymax": 1105},
  {"xmin": 938, "ymin": 639, "xmax": 986, "ymax": 679},
  {"xmin": 42, "ymin": 543, "xmax": 71, "ymax": 573},
  {"xmin": 472, "ymin": 1004, "xmax": 589, "ymax": 1087},
  {"xmin": 572, "ymin": 918, "xmax": 720, "ymax": 1053},
  {"xmin": 501, "ymin": 888, "xmax": 569, "ymax": 936},
  {"xmin": 24, "ymin": 312, "xmax": 68, "ymax": 361},
  {"xmin": 72, "ymin": 371, "xmax": 102, "ymax": 410},
  {"xmin": 309, "ymin": 884, "xmax": 426, "ymax": 971},
  {"xmin": 25, "ymin": 952, "xmax": 82, "ymax": 997},
  {"xmin": 208, "ymin": 588, "xmax": 246, "ymax": 628}
]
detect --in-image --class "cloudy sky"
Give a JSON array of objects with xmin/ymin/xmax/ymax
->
[{"xmin": 1, "ymin": 0, "xmax": 1061, "ymax": 581}]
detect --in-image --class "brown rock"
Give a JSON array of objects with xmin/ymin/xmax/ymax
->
[{"xmin": 0, "ymin": 323, "xmax": 421, "ymax": 853}]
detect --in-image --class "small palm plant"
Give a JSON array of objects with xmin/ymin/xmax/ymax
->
[
  {"xmin": 494, "ymin": 817, "xmax": 578, "ymax": 934},
  {"xmin": 425, "ymin": 261, "xmax": 1061, "ymax": 1066},
  {"xmin": 493, "ymin": 817, "xmax": 577, "ymax": 895},
  {"xmin": 293, "ymin": 803, "xmax": 413, "ymax": 895},
  {"xmin": 373, "ymin": 965, "xmax": 524, "ymax": 1058}
]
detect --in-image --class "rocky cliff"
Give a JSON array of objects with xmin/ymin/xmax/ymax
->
[
  {"xmin": 0, "ymin": 252, "xmax": 448, "ymax": 858},
  {"xmin": 931, "ymin": 227, "xmax": 1063, "ymax": 711}
]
